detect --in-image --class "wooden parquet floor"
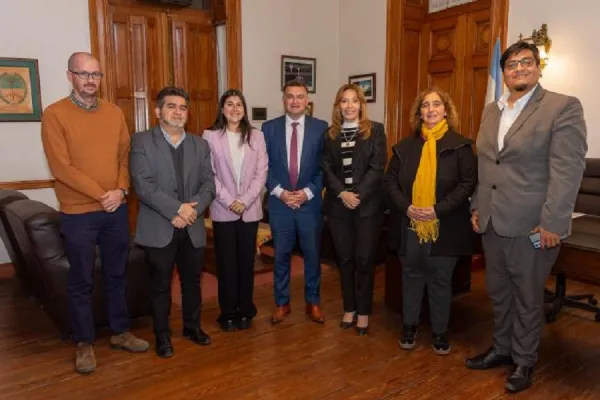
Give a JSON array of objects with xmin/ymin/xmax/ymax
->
[{"xmin": 1, "ymin": 265, "xmax": 600, "ymax": 400}]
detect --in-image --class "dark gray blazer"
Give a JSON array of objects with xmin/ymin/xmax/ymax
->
[
  {"xmin": 472, "ymin": 85, "xmax": 587, "ymax": 237},
  {"xmin": 130, "ymin": 126, "xmax": 216, "ymax": 248}
]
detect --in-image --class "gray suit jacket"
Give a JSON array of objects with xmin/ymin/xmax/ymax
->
[
  {"xmin": 130, "ymin": 126, "xmax": 216, "ymax": 248},
  {"xmin": 472, "ymin": 85, "xmax": 587, "ymax": 237}
]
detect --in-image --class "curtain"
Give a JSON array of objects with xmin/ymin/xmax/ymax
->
[
  {"xmin": 216, "ymin": 24, "xmax": 227, "ymax": 97},
  {"xmin": 429, "ymin": 0, "xmax": 477, "ymax": 13}
]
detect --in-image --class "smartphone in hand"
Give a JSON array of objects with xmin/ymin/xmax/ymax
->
[{"xmin": 529, "ymin": 232, "xmax": 568, "ymax": 248}]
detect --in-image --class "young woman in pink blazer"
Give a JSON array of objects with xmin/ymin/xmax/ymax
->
[{"xmin": 203, "ymin": 89, "xmax": 268, "ymax": 332}]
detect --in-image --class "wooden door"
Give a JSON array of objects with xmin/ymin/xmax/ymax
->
[
  {"xmin": 385, "ymin": 0, "xmax": 508, "ymax": 150},
  {"xmin": 168, "ymin": 9, "xmax": 219, "ymax": 135},
  {"xmin": 106, "ymin": 3, "xmax": 170, "ymax": 230},
  {"xmin": 419, "ymin": 0, "xmax": 491, "ymax": 140},
  {"xmin": 106, "ymin": 4, "xmax": 169, "ymax": 133}
]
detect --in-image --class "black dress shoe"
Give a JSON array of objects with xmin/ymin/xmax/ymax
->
[
  {"xmin": 505, "ymin": 365, "xmax": 534, "ymax": 393},
  {"xmin": 183, "ymin": 328, "xmax": 211, "ymax": 346},
  {"xmin": 236, "ymin": 317, "xmax": 252, "ymax": 330},
  {"xmin": 220, "ymin": 319, "xmax": 236, "ymax": 332},
  {"xmin": 465, "ymin": 347, "xmax": 513, "ymax": 370},
  {"xmin": 156, "ymin": 336, "xmax": 173, "ymax": 358}
]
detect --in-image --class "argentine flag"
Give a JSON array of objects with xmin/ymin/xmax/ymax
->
[{"xmin": 485, "ymin": 38, "xmax": 503, "ymax": 104}]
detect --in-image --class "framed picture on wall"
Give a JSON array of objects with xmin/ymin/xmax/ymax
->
[
  {"xmin": 281, "ymin": 55, "xmax": 316, "ymax": 93},
  {"xmin": 349, "ymin": 73, "xmax": 376, "ymax": 103},
  {"xmin": 305, "ymin": 101, "xmax": 313, "ymax": 116},
  {"xmin": 0, "ymin": 58, "xmax": 43, "ymax": 121}
]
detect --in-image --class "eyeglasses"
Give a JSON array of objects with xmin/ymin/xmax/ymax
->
[
  {"xmin": 69, "ymin": 70, "xmax": 104, "ymax": 80},
  {"xmin": 505, "ymin": 57, "xmax": 536, "ymax": 71}
]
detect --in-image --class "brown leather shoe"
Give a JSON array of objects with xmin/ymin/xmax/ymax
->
[
  {"xmin": 271, "ymin": 304, "xmax": 291, "ymax": 324},
  {"xmin": 305, "ymin": 303, "xmax": 325, "ymax": 323}
]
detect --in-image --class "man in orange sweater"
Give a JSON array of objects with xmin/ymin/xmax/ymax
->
[{"xmin": 41, "ymin": 52, "xmax": 149, "ymax": 374}]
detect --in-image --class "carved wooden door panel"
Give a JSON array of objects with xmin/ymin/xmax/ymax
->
[
  {"xmin": 418, "ymin": 1, "xmax": 492, "ymax": 140},
  {"xmin": 168, "ymin": 10, "xmax": 218, "ymax": 135},
  {"xmin": 105, "ymin": 4, "xmax": 169, "ymax": 231}
]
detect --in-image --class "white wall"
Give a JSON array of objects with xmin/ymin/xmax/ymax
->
[
  {"xmin": 339, "ymin": 0, "xmax": 387, "ymax": 124},
  {"xmin": 242, "ymin": 0, "xmax": 340, "ymax": 126},
  {"xmin": 508, "ymin": 0, "xmax": 600, "ymax": 157},
  {"xmin": 0, "ymin": 0, "xmax": 90, "ymax": 262}
]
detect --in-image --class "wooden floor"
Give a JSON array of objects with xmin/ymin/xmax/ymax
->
[{"xmin": 1, "ymin": 266, "xmax": 600, "ymax": 400}]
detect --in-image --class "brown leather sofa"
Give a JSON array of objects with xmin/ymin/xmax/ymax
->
[
  {"xmin": 0, "ymin": 190, "xmax": 29, "ymax": 285},
  {"xmin": 545, "ymin": 158, "xmax": 600, "ymax": 322},
  {"xmin": 0, "ymin": 192, "xmax": 151, "ymax": 338}
]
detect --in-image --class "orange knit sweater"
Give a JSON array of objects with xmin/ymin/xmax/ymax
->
[{"xmin": 41, "ymin": 97, "xmax": 130, "ymax": 214}]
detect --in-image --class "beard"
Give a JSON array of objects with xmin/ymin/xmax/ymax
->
[
  {"xmin": 162, "ymin": 117, "xmax": 185, "ymax": 128},
  {"xmin": 514, "ymin": 84, "xmax": 528, "ymax": 92},
  {"xmin": 79, "ymin": 85, "xmax": 98, "ymax": 98}
]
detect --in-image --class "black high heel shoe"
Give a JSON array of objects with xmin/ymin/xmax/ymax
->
[
  {"xmin": 340, "ymin": 313, "xmax": 357, "ymax": 329},
  {"xmin": 356, "ymin": 325, "xmax": 369, "ymax": 336},
  {"xmin": 356, "ymin": 315, "xmax": 369, "ymax": 336}
]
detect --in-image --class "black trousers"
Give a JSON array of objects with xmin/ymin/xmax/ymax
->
[
  {"xmin": 212, "ymin": 219, "xmax": 259, "ymax": 323},
  {"xmin": 400, "ymin": 229, "xmax": 458, "ymax": 334},
  {"xmin": 328, "ymin": 213, "xmax": 383, "ymax": 315},
  {"xmin": 143, "ymin": 228, "xmax": 204, "ymax": 337}
]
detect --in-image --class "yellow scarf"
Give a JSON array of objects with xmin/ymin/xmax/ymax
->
[{"xmin": 410, "ymin": 119, "xmax": 448, "ymax": 243}]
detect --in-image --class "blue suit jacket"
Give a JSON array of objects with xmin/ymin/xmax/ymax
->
[{"xmin": 263, "ymin": 115, "xmax": 327, "ymax": 216}]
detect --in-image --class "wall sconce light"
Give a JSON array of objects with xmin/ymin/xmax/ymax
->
[{"xmin": 519, "ymin": 23, "xmax": 552, "ymax": 69}]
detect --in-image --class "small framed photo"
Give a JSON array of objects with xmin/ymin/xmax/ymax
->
[
  {"xmin": 305, "ymin": 101, "xmax": 313, "ymax": 116},
  {"xmin": 348, "ymin": 73, "xmax": 376, "ymax": 103},
  {"xmin": 251, "ymin": 107, "xmax": 267, "ymax": 121},
  {"xmin": 0, "ymin": 57, "xmax": 43, "ymax": 121},
  {"xmin": 281, "ymin": 55, "xmax": 316, "ymax": 93}
]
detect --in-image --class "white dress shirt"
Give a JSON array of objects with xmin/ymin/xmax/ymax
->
[
  {"xmin": 271, "ymin": 114, "xmax": 314, "ymax": 200},
  {"xmin": 226, "ymin": 130, "xmax": 245, "ymax": 192},
  {"xmin": 496, "ymin": 84, "xmax": 538, "ymax": 151}
]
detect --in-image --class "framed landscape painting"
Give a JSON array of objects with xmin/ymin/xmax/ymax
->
[
  {"xmin": 0, "ymin": 58, "xmax": 42, "ymax": 122},
  {"xmin": 281, "ymin": 55, "xmax": 316, "ymax": 93},
  {"xmin": 349, "ymin": 73, "xmax": 376, "ymax": 103}
]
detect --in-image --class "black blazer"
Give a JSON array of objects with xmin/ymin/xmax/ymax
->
[
  {"xmin": 322, "ymin": 121, "xmax": 387, "ymax": 218},
  {"xmin": 384, "ymin": 129, "xmax": 477, "ymax": 256}
]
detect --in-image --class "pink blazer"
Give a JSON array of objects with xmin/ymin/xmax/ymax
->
[{"xmin": 203, "ymin": 128, "xmax": 268, "ymax": 222}]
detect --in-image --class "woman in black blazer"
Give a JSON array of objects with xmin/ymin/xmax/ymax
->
[
  {"xmin": 384, "ymin": 87, "xmax": 477, "ymax": 354},
  {"xmin": 322, "ymin": 83, "xmax": 387, "ymax": 336}
]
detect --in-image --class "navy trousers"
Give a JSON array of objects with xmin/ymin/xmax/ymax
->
[
  {"xmin": 60, "ymin": 205, "xmax": 130, "ymax": 343},
  {"xmin": 269, "ymin": 211, "xmax": 322, "ymax": 306}
]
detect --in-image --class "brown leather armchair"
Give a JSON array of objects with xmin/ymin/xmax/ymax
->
[{"xmin": 1, "ymin": 197, "xmax": 151, "ymax": 338}]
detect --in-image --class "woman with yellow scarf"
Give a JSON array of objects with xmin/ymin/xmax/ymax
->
[{"xmin": 385, "ymin": 88, "xmax": 477, "ymax": 355}]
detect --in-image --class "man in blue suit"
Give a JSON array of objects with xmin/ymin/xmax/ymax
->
[{"xmin": 263, "ymin": 79, "xmax": 328, "ymax": 324}]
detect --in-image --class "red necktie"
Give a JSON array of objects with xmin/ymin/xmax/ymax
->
[{"xmin": 289, "ymin": 122, "xmax": 299, "ymax": 189}]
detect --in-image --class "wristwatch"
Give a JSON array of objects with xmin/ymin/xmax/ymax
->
[{"xmin": 119, "ymin": 188, "xmax": 128, "ymax": 199}]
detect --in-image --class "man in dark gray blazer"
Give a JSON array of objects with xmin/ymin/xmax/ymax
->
[
  {"xmin": 130, "ymin": 87, "xmax": 215, "ymax": 358},
  {"xmin": 466, "ymin": 42, "xmax": 587, "ymax": 393}
]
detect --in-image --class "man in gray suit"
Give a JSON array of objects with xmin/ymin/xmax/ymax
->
[
  {"xmin": 466, "ymin": 41, "xmax": 587, "ymax": 393},
  {"xmin": 130, "ymin": 87, "xmax": 216, "ymax": 358}
]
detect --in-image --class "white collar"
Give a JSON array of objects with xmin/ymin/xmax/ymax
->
[
  {"xmin": 497, "ymin": 84, "xmax": 538, "ymax": 111},
  {"xmin": 286, "ymin": 114, "xmax": 306, "ymax": 127}
]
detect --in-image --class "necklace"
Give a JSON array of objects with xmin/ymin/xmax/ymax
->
[{"xmin": 341, "ymin": 127, "xmax": 358, "ymax": 142}]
